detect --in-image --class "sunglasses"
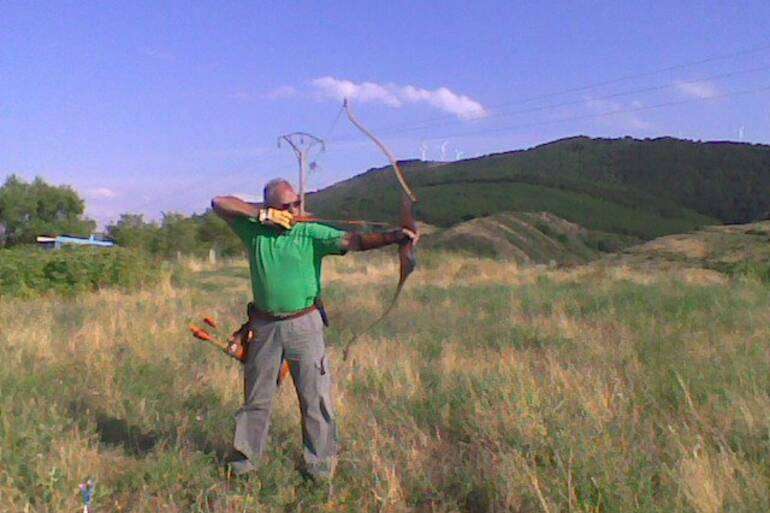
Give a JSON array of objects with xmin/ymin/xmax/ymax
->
[{"xmin": 279, "ymin": 200, "xmax": 301, "ymax": 210}]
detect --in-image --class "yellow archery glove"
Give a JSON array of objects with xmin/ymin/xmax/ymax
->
[{"xmin": 258, "ymin": 208, "xmax": 295, "ymax": 230}]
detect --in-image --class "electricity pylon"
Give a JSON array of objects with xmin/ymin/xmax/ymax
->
[{"xmin": 277, "ymin": 132, "xmax": 325, "ymax": 215}]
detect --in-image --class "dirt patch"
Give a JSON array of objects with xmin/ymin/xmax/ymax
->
[
  {"xmin": 677, "ymin": 268, "xmax": 728, "ymax": 286},
  {"xmin": 635, "ymin": 236, "xmax": 710, "ymax": 259}
]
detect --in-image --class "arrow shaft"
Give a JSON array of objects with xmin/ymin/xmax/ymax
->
[{"xmin": 294, "ymin": 215, "xmax": 391, "ymax": 227}]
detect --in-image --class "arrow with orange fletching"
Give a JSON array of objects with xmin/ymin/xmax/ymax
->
[
  {"xmin": 190, "ymin": 318, "xmax": 291, "ymax": 384},
  {"xmin": 190, "ymin": 324, "xmax": 247, "ymax": 361}
]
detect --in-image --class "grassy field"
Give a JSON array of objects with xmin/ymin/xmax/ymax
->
[{"xmin": 1, "ymin": 244, "xmax": 769, "ymax": 512}]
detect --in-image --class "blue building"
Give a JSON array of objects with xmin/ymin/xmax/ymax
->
[{"xmin": 36, "ymin": 235, "xmax": 116, "ymax": 250}]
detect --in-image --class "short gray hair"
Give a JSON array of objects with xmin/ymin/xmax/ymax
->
[{"xmin": 263, "ymin": 178, "xmax": 292, "ymax": 206}]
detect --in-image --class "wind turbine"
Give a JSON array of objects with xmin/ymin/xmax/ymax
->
[
  {"xmin": 440, "ymin": 140, "xmax": 449, "ymax": 161},
  {"xmin": 420, "ymin": 141, "xmax": 428, "ymax": 161}
]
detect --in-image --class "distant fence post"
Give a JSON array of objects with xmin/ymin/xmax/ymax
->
[{"xmin": 208, "ymin": 248, "xmax": 216, "ymax": 265}]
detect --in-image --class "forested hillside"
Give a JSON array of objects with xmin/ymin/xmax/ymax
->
[{"xmin": 307, "ymin": 136, "xmax": 769, "ymax": 239}]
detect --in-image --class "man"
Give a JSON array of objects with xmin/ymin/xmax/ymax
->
[{"xmin": 212, "ymin": 178, "xmax": 418, "ymax": 480}]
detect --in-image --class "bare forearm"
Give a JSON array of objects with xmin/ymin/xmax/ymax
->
[
  {"xmin": 342, "ymin": 230, "xmax": 406, "ymax": 252},
  {"xmin": 211, "ymin": 196, "xmax": 260, "ymax": 221}
]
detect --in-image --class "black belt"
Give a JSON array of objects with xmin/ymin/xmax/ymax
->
[{"xmin": 248, "ymin": 303, "xmax": 317, "ymax": 322}]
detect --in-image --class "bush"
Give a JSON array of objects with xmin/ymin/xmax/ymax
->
[
  {"xmin": 707, "ymin": 260, "xmax": 770, "ymax": 284},
  {"xmin": 0, "ymin": 246, "xmax": 161, "ymax": 297},
  {"xmin": 731, "ymin": 261, "xmax": 770, "ymax": 283},
  {"xmin": 583, "ymin": 232, "xmax": 627, "ymax": 253}
]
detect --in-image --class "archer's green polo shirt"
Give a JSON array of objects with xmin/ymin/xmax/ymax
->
[{"xmin": 232, "ymin": 217, "xmax": 346, "ymax": 315}]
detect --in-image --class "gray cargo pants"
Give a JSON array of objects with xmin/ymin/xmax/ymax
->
[{"xmin": 230, "ymin": 310, "xmax": 338, "ymax": 479}]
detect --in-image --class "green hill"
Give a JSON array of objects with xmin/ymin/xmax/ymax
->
[
  {"xmin": 424, "ymin": 211, "xmax": 636, "ymax": 264},
  {"xmin": 610, "ymin": 220, "xmax": 770, "ymax": 281},
  {"xmin": 307, "ymin": 136, "xmax": 770, "ymax": 240}
]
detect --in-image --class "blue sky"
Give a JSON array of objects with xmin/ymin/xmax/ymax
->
[{"xmin": 2, "ymin": 1, "xmax": 769, "ymax": 227}]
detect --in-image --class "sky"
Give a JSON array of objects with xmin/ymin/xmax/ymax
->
[{"xmin": 2, "ymin": 1, "xmax": 770, "ymax": 227}]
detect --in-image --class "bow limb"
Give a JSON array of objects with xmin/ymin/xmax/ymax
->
[
  {"xmin": 341, "ymin": 197, "xmax": 415, "ymax": 361},
  {"xmin": 343, "ymin": 99, "xmax": 417, "ymax": 202},
  {"xmin": 342, "ymin": 100, "xmax": 418, "ymax": 361}
]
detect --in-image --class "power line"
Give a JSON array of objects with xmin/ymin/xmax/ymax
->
[
  {"xmin": 327, "ymin": 63, "xmax": 770, "ymax": 142},
  {"xmin": 410, "ymin": 83, "xmax": 770, "ymax": 143},
  {"xmin": 481, "ymin": 41, "xmax": 770, "ymax": 108},
  {"xmin": 323, "ymin": 103, "xmax": 346, "ymax": 140},
  {"xmin": 329, "ymin": 40, "xmax": 770, "ymax": 138},
  {"xmin": 323, "ymin": 55, "xmax": 770, "ymax": 146}
]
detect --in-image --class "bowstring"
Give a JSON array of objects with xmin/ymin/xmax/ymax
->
[{"xmin": 323, "ymin": 103, "xmax": 346, "ymax": 140}]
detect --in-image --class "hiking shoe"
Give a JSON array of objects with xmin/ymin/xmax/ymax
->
[{"xmin": 224, "ymin": 450, "xmax": 256, "ymax": 479}]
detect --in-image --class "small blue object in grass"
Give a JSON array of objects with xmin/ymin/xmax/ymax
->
[{"xmin": 79, "ymin": 479, "xmax": 95, "ymax": 512}]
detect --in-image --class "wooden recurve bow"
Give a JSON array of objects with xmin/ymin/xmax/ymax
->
[{"xmin": 341, "ymin": 99, "xmax": 418, "ymax": 361}]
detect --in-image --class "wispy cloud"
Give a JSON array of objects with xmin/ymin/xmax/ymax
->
[
  {"xmin": 140, "ymin": 47, "xmax": 175, "ymax": 62},
  {"xmin": 86, "ymin": 187, "xmax": 118, "ymax": 199},
  {"xmin": 584, "ymin": 97, "xmax": 652, "ymax": 130},
  {"xmin": 310, "ymin": 77, "xmax": 488, "ymax": 120},
  {"xmin": 227, "ymin": 91, "xmax": 256, "ymax": 102},
  {"xmin": 264, "ymin": 85, "xmax": 298, "ymax": 100},
  {"xmin": 228, "ymin": 86, "xmax": 298, "ymax": 103},
  {"xmin": 675, "ymin": 80, "xmax": 719, "ymax": 99}
]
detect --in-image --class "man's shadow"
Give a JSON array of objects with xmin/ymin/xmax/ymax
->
[{"xmin": 68, "ymin": 397, "xmax": 231, "ymax": 460}]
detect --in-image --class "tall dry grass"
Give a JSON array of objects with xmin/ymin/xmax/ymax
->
[{"xmin": 1, "ymin": 250, "xmax": 768, "ymax": 512}]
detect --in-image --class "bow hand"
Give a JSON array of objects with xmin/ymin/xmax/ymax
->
[
  {"xmin": 259, "ymin": 208, "xmax": 295, "ymax": 230},
  {"xmin": 399, "ymin": 227, "xmax": 419, "ymax": 246}
]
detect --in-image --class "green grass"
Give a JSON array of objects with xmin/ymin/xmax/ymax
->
[{"xmin": 1, "ymin": 254, "xmax": 769, "ymax": 511}]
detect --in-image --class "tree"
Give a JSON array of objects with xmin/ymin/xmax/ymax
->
[
  {"xmin": 0, "ymin": 175, "xmax": 95, "ymax": 246},
  {"xmin": 105, "ymin": 214, "xmax": 157, "ymax": 252},
  {"xmin": 106, "ymin": 210, "xmax": 244, "ymax": 258},
  {"xmin": 152, "ymin": 212, "xmax": 200, "ymax": 258},
  {"xmin": 194, "ymin": 210, "xmax": 243, "ymax": 257}
]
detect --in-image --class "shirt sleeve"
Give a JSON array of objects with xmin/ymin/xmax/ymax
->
[
  {"xmin": 304, "ymin": 223, "xmax": 347, "ymax": 257},
  {"xmin": 230, "ymin": 216, "xmax": 261, "ymax": 244}
]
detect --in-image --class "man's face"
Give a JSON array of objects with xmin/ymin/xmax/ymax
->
[{"xmin": 269, "ymin": 183, "xmax": 301, "ymax": 215}]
